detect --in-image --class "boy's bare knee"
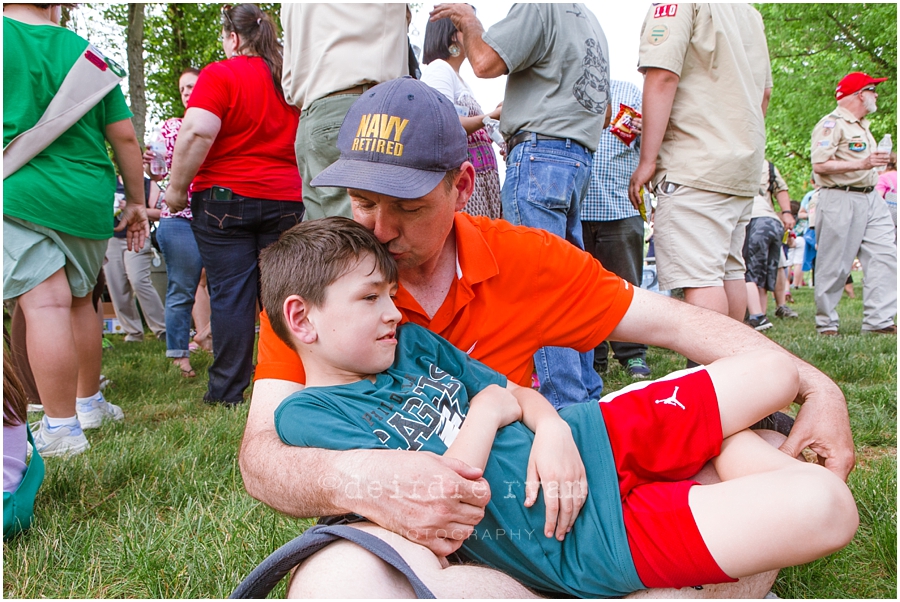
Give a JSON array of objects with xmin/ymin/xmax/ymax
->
[{"xmin": 787, "ymin": 464, "xmax": 859, "ymax": 553}]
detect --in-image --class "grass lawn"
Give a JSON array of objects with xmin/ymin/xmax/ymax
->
[{"xmin": 3, "ymin": 278, "xmax": 896, "ymax": 598}]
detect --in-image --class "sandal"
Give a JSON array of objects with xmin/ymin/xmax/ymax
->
[{"xmin": 173, "ymin": 359, "xmax": 196, "ymax": 379}]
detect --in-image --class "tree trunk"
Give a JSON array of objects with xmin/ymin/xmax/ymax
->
[{"xmin": 126, "ymin": 3, "xmax": 146, "ymax": 142}]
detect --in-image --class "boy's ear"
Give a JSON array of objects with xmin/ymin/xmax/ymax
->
[{"xmin": 283, "ymin": 295, "xmax": 317, "ymax": 344}]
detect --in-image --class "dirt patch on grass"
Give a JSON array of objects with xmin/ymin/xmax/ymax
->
[{"xmin": 855, "ymin": 446, "xmax": 897, "ymax": 468}]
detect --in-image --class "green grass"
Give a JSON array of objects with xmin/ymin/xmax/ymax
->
[{"xmin": 3, "ymin": 279, "xmax": 896, "ymax": 598}]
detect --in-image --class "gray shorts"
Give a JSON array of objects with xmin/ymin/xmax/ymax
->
[{"xmin": 3, "ymin": 216, "xmax": 107, "ymax": 299}]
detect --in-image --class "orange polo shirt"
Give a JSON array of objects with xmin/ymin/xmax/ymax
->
[{"xmin": 255, "ymin": 213, "xmax": 634, "ymax": 386}]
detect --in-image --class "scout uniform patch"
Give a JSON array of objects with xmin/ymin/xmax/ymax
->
[
  {"xmin": 848, "ymin": 141, "xmax": 867, "ymax": 152},
  {"xmin": 653, "ymin": 4, "xmax": 678, "ymax": 18},
  {"xmin": 648, "ymin": 25, "xmax": 669, "ymax": 45}
]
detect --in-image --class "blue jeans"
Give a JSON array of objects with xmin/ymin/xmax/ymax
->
[
  {"xmin": 501, "ymin": 133, "xmax": 602, "ymax": 408},
  {"xmin": 156, "ymin": 216, "xmax": 203, "ymax": 359},
  {"xmin": 191, "ymin": 192, "xmax": 305, "ymax": 403}
]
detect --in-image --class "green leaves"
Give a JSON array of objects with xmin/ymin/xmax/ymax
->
[{"xmin": 757, "ymin": 3, "xmax": 897, "ymax": 195}]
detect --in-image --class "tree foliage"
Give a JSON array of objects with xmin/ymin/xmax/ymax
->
[
  {"xmin": 756, "ymin": 3, "xmax": 897, "ymax": 195},
  {"xmin": 83, "ymin": 3, "xmax": 281, "ymax": 136}
]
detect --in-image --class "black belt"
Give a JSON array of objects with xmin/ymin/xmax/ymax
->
[
  {"xmin": 506, "ymin": 131, "xmax": 569, "ymax": 156},
  {"xmin": 824, "ymin": 185, "xmax": 875, "ymax": 193}
]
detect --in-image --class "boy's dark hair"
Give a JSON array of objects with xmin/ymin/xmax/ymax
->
[
  {"xmin": 790, "ymin": 200, "xmax": 801, "ymax": 216},
  {"xmin": 260, "ymin": 217, "xmax": 399, "ymax": 351}
]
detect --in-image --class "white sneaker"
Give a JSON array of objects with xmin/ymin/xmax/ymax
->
[
  {"xmin": 31, "ymin": 421, "xmax": 89, "ymax": 458},
  {"xmin": 76, "ymin": 395, "xmax": 125, "ymax": 429}
]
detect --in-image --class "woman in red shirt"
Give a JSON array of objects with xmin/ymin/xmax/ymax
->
[{"xmin": 166, "ymin": 3, "xmax": 302, "ymax": 406}]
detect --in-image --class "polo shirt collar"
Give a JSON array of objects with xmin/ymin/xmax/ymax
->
[{"xmin": 393, "ymin": 213, "xmax": 499, "ymax": 326}]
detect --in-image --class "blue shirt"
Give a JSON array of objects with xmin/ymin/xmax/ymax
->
[
  {"xmin": 275, "ymin": 323, "xmax": 644, "ymax": 597},
  {"xmin": 582, "ymin": 80, "xmax": 642, "ymax": 222}
]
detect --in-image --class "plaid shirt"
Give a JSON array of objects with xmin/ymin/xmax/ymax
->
[{"xmin": 582, "ymin": 80, "xmax": 643, "ymax": 222}]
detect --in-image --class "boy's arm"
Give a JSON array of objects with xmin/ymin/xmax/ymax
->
[
  {"xmin": 240, "ymin": 379, "xmax": 492, "ymax": 557},
  {"xmin": 508, "ymin": 382, "xmax": 588, "ymax": 541},
  {"xmin": 444, "ymin": 384, "xmax": 521, "ymax": 470}
]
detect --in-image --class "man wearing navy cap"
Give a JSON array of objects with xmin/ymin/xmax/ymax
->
[
  {"xmin": 241, "ymin": 78, "xmax": 856, "ymax": 598},
  {"xmin": 810, "ymin": 72, "xmax": 897, "ymax": 335}
]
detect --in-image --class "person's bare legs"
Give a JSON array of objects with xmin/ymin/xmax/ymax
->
[
  {"xmin": 9, "ymin": 300, "xmax": 42, "ymax": 405},
  {"xmin": 286, "ymin": 522, "xmax": 540, "ymax": 599},
  {"xmin": 745, "ymin": 282, "xmax": 765, "ymax": 316},
  {"xmin": 16, "ymin": 269, "xmax": 78, "ymax": 419},
  {"xmin": 192, "ymin": 268, "xmax": 212, "ymax": 352},
  {"xmin": 73, "ymin": 293, "xmax": 103, "ymax": 398},
  {"xmin": 684, "ymin": 281, "xmax": 746, "ymax": 322},
  {"xmin": 723, "ymin": 278, "xmax": 748, "ymax": 322},
  {"xmin": 774, "ymin": 268, "xmax": 788, "ymax": 307},
  {"xmin": 690, "ymin": 431, "xmax": 858, "ymax": 579}
]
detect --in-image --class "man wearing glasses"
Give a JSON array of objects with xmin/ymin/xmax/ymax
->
[{"xmin": 810, "ymin": 72, "xmax": 897, "ymax": 336}]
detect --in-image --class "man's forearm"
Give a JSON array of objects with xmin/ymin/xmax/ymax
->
[{"xmin": 813, "ymin": 158, "xmax": 868, "ymax": 175}]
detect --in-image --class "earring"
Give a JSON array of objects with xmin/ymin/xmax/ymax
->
[{"xmin": 449, "ymin": 44, "xmax": 460, "ymax": 57}]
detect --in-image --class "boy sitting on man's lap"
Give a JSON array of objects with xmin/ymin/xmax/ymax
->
[{"xmin": 260, "ymin": 217, "xmax": 858, "ymax": 598}]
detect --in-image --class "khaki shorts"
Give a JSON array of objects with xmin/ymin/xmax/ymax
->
[
  {"xmin": 3, "ymin": 216, "xmax": 107, "ymax": 300},
  {"xmin": 653, "ymin": 183, "xmax": 752, "ymax": 290}
]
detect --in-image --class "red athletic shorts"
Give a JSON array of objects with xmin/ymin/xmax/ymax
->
[{"xmin": 597, "ymin": 367, "xmax": 737, "ymax": 589}]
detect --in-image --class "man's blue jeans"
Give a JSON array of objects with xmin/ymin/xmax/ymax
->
[
  {"xmin": 191, "ymin": 192, "xmax": 305, "ymax": 403},
  {"xmin": 501, "ymin": 133, "xmax": 602, "ymax": 408},
  {"xmin": 156, "ymin": 216, "xmax": 203, "ymax": 359}
]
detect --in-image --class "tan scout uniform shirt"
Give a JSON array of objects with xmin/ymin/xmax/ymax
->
[
  {"xmin": 638, "ymin": 3, "xmax": 772, "ymax": 197},
  {"xmin": 751, "ymin": 160, "xmax": 789, "ymax": 220},
  {"xmin": 810, "ymin": 105, "xmax": 879, "ymax": 188},
  {"xmin": 281, "ymin": 4, "xmax": 408, "ymax": 111}
]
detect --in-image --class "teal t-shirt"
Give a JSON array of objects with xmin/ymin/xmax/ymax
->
[
  {"xmin": 3, "ymin": 17, "xmax": 132, "ymax": 240},
  {"xmin": 275, "ymin": 324, "xmax": 644, "ymax": 597}
]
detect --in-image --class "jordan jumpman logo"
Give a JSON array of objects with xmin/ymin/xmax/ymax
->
[{"xmin": 655, "ymin": 386, "xmax": 685, "ymax": 410}]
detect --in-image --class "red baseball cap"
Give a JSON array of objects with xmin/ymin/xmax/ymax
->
[{"xmin": 835, "ymin": 72, "xmax": 888, "ymax": 99}]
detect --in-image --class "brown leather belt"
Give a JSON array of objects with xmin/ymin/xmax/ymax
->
[
  {"xmin": 324, "ymin": 84, "xmax": 372, "ymax": 98},
  {"xmin": 824, "ymin": 185, "xmax": 875, "ymax": 193},
  {"xmin": 506, "ymin": 131, "xmax": 567, "ymax": 156}
]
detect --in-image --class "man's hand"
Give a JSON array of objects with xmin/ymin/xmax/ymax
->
[
  {"xmin": 778, "ymin": 375, "xmax": 855, "ymax": 480},
  {"xmin": 631, "ymin": 116, "xmax": 643, "ymax": 136},
  {"xmin": 525, "ymin": 420, "xmax": 587, "ymax": 541},
  {"xmin": 114, "ymin": 202, "xmax": 149, "ymax": 251},
  {"xmin": 165, "ymin": 186, "xmax": 189, "ymax": 213},
  {"xmin": 430, "ymin": 3, "xmax": 476, "ymax": 28},
  {"xmin": 781, "ymin": 212, "xmax": 796, "ymax": 230},
  {"xmin": 628, "ymin": 160, "xmax": 657, "ymax": 210},
  {"xmin": 355, "ymin": 451, "xmax": 491, "ymax": 556},
  {"xmin": 864, "ymin": 151, "xmax": 891, "ymax": 170}
]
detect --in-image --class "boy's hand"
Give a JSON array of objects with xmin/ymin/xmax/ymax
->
[
  {"xmin": 524, "ymin": 420, "xmax": 588, "ymax": 541},
  {"xmin": 469, "ymin": 384, "xmax": 521, "ymax": 428}
]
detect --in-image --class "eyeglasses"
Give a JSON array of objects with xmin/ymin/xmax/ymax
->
[
  {"xmin": 221, "ymin": 4, "xmax": 235, "ymax": 30},
  {"xmin": 857, "ymin": 86, "xmax": 877, "ymax": 95}
]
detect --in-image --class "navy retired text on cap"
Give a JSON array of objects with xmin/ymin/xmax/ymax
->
[{"xmin": 310, "ymin": 77, "xmax": 468, "ymax": 198}]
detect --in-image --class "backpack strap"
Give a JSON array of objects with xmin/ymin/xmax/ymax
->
[
  {"xmin": 228, "ymin": 524, "xmax": 436, "ymax": 599},
  {"xmin": 3, "ymin": 44, "xmax": 125, "ymax": 179}
]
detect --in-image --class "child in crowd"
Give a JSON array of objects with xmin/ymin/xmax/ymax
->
[{"xmin": 261, "ymin": 217, "xmax": 858, "ymax": 598}]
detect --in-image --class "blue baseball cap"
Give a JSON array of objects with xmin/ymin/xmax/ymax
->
[{"xmin": 310, "ymin": 77, "xmax": 468, "ymax": 198}]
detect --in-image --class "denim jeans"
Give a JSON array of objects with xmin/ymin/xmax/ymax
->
[
  {"xmin": 582, "ymin": 216, "xmax": 648, "ymax": 370},
  {"xmin": 501, "ymin": 133, "xmax": 602, "ymax": 408},
  {"xmin": 191, "ymin": 191, "xmax": 305, "ymax": 403},
  {"xmin": 156, "ymin": 216, "xmax": 203, "ymax": 359}
]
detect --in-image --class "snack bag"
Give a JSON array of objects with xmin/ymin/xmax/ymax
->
[
  {"xmin": 638, "ymin": 186, "xmax": 655, "ymax": 224},
  {"xmin": 610, "ymin": 104, "xmax": 641, "ymax": 146}
]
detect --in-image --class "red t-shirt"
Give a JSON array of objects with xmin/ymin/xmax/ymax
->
[
  {"xmin": 188, "ymin": 56, "xmax": 302, "ymax": 201},
  {"xmin": 256, "ymin": 213, "xmax": 634, "ymax": 386}
]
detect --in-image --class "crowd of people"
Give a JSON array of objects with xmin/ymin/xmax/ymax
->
[{"xmin": 4, "ymin": 1, "xmax": 895, "ymax": 598}]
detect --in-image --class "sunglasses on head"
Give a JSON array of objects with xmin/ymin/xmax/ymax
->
[{"xmin": 221, "ymin": 4, "xmax": 235, "ymax": 30}]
